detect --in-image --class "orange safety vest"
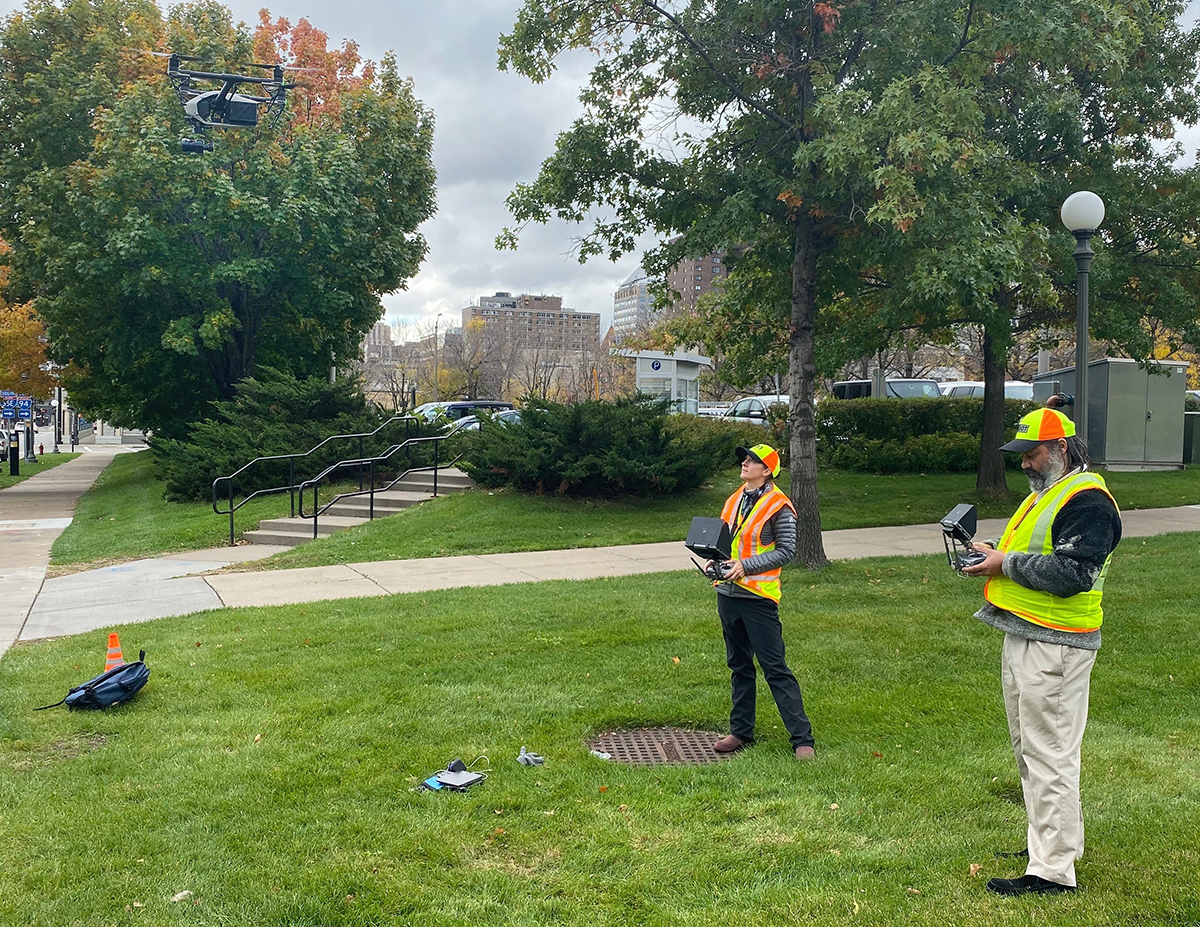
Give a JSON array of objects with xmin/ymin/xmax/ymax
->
[{"xmin": 719, "ymin": 483, "xmax": 797, "ymax": 602}]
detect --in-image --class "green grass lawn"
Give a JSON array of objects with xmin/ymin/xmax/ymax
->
[
  {"xmin": 248, "ymin": 465, "xmax": 1200, "ymax": 571},
  {"xmin": 48, "ymin": 451, "xmax": 1200, "ymax": 573},
  {"xmin": 49, "ymin": 451, "xmax": 293, "ymax": 567},
  {"xmin": 0, "ymin": 451, "xmax": 79, "ymax": 490},
  {"xmin": 0, "ymin": 533, "xmax": 1196, "ymax": 925}
]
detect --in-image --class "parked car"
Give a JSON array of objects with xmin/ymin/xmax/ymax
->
[
  {"xmin": 720, "ymin": 394, "xmax": 789, "ymax": 425},
  {"xmin": 453, "ymin": 409, "xmax": 523, "ymax": 432},
  {"xmin": 830, "ymin": 378, "xmax": 942, "ymax": 400},
  {"xmin": 939, "ymin": 380, "xmax": 1034, "ymax": 400},
  {"xmin": 412, "ymin": 400, "xmax": 515, "ymax": 424}
]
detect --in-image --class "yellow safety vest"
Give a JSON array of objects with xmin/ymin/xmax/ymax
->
[
  {"xmin": 719, "ymin": 484, "xmax": 797, "ymax": 602},
  {"xmin": 984, "ymin": 471, "xmax": 1118, "ymax": 633}
]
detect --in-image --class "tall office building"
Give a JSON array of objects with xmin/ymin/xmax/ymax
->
[
  {"xmin": 362, "ymin": 319, "xmax": 396, "ymax": 364},
  {"xmin": 612, "ymin": 268, "xmax": 654, "ymax": 340}
]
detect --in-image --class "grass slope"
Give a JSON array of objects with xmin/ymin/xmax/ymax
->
[
  {"xmin": 0, "ymin": 451, "xmax": 79, "ymax": 490},
  {"xmin": 1, "ymin": 533, "xmax": 1197, "ymax": 926},
  {"xmin": 49, "ymin": 451, "xmax": 292, "ymax": 566},
  {"xmin": 251, "ymin": 465, "xmax": 1200, "ymax": 571}
]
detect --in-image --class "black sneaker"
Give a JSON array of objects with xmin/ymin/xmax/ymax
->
[
  {"xmin": 986, "ymin": 875, "xmax": 1076, "ymax": 897},
  {"xmin": 994, "ymin": 848, "xmax": 1029, "ymax": 859}
]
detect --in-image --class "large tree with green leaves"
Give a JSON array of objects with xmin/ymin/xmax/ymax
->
[
  {"xmin": 857, "ymin": 0, "xmax": 1200, "ymax": 496},
  {"xmin": 0, "ymin": 0, "xmax": 435, "ymax": 438},
  {"xmin": 499, "ymin": 0, "xmax": 1200, "ymax": 566}
]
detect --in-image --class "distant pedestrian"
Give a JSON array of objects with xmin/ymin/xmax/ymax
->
[
  {"xmin": 708, "ymin": 443, "xmax": 815, "ymax": 761},
  {"xmin": 963, "ymin": 408, "xmax": 1122, "ymax": 896}
]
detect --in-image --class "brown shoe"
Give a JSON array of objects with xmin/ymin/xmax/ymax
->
[
  {"xmin": 794, "ymin": 745, "xmax": 815, "ymax": 760},
  {"xmin": 713, "ymin": 734, "xmax": 748, "ymax": 753}
]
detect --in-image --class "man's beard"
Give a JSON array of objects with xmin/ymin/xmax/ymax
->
[{"xmin": 1027, "ymin": 451, "xmax": 1069, "ymax": 493}]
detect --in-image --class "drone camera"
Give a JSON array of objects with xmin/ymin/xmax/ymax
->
[{"xmin": 181, "ymin": 138, "xmax": 215, "ymax": 154}]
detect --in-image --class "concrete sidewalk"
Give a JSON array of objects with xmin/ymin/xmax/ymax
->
[
  {"xmin": 11, "ymin": 501, "xmax": 1200, "ymax": 648},
  {"xmin": 0, "ymin": 448, "xmax": 145, "ymax": 658}
]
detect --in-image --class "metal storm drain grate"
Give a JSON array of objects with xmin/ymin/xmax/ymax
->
[{"xmin": 588, "ymin": 728, "xmax": 733, "ymax": 766}]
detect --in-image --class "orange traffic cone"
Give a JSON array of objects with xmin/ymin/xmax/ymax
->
[{"xmin": 105, "ymin": 632, "xmax": 125, "ymax": 671}]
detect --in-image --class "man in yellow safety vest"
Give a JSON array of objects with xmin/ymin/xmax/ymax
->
[
  {"xmin": 708, "ymin": 444, "xmax": 815, "ymax": 761},
  {"xmin": 963, "ymin": 408, "xmax": 1122, "ymax": 896}
]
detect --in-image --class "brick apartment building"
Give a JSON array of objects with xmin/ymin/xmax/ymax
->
[
  {"xmin": 665, "ymin": 249, "xmax": 726, "ymax": 315},
  {"xmin": 462, "ymin": 293, "xmax": 602, "ymax": 354}
]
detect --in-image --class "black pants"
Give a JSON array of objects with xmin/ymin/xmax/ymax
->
[{"xmin": 717, "ymin": 592, "xmax": 813, "ymax": 749}]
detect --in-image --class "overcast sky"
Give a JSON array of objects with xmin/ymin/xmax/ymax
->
[{"xmin": 4, "ymin": 0, "xmax": 1200, "ymax": 337}]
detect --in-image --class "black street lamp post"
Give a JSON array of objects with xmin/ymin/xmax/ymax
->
[
  {"xmin": 1060, "ymin": 191, "xmax": 1106, "ymax": 445},
  {"xmin": 51, "ymin": 386, "xmax": 62, "ymax": 453}
]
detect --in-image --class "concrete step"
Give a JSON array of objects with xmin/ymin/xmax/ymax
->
[
  {"xmin": 242, "ymin": 526, "xmax": 319, "ymax": 547},
  {"xmin": 241, "ymin": 468, "xmax": 475, "ymax": 547},
  {"xmin": 324, "ymin": 491, "xmax": 432, "ymax": 518},
  {"xmin": 393, "ymin": 470, "xmax": 473, "ymax": 492},
  {"xmin": 243, "ymin": 515, "xmax": 367, "ymax": 547}
]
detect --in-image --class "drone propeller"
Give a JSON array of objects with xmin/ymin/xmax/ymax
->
[
  {"xmin": 240, "ymin": 61, "xmax": 322, "ymax": 73},
  {"xmin": 140, "ymin": 50, "xmax": 207, "ymax": 62}
]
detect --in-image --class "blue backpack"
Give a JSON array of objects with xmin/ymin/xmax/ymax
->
[{"xmin": 37, "ymin": 651, "xmax": 150, "ymax": 711}]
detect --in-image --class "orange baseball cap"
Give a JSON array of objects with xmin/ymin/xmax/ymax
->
[
  {"xmin": 736, "ymin": 443, "xmax": 781, "ymax": 477},
  {"xmin": 999, "ymin": 408, "xmax": 1076, "ymax": 452}
]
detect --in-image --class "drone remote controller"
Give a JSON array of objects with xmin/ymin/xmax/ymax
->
[
  {"xmin": 954, "ymin": 549, "xmax": 988, "ymax": 571},
  {"xmin": 704, "ymin": 560, "xmax": 734, "ymax": 581}
]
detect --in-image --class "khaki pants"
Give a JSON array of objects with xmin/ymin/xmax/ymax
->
[{"xmin": 1001, "ymin": 633, "xmax": 1097, "ymax": 887}]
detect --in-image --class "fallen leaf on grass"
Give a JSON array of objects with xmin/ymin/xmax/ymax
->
[
  {"xmin": 253, "ymin": 734, "xmax": 262, "ymax": 743},
  {"xmin": 852, "ymin": 899, "xmax": 860, "ymax": 914},
  {"xmin": 599, "ymin": 786, "xmax": 608, "ymax": 793},
  {"xmin": 830, "ymin": 803, "xmax": 839, "ymax": 810},
  {"xmin": 969, "ymin": 863, "xmax": 982, "ymax": 878},
  {"xmin": 170, "ymin": 891, "xmax": 192, "ymax": 903},
  {"xmin": 672, "ymin": 656, "xmax": 680, "ymax": 664},
  {"xmin": 906, "ymin": 887, "xmax": 920, "ymax": 895}
]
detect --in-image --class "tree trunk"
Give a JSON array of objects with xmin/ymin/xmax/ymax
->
[
  {"xmin": 788, "ymin": 216, "xmax": 829, "ymax": 569},
  {"xmin": 976, "ymin": 323, "xmax": 1011, "ymax": 498}
]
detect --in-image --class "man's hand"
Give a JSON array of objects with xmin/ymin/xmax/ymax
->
[
  {"xmin": 962, "ymin": 543, "xmax": 1004, "ymax": 578},
  {"xmin": 722, "ymin": 560, "xmax": 746, "ymax": 580}
]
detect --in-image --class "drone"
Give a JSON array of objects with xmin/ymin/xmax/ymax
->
[{"xmin": 151, "ymin": 52, "xmax": 317, "ymax": 153}]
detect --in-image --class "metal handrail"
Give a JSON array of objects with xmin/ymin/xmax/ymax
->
[
  {"xmin": 298, "ymin": 419, "xmax": 473, "ymax": 539},
  {"xmin": 211, "ymin": 415, "xmax": 420, "ymax": 546}
]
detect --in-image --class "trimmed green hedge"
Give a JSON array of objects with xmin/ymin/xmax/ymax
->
[
  {"xmin": 815, "ymin": 397, "xmax": 1038, "ymax": 443},
  {"xmin": 823, "ymin": 432, "xmax": 981, "ymax": 473},
  {"xmin": 816, "ymin": 397, "xmax": 1039, "ymax": 473}
]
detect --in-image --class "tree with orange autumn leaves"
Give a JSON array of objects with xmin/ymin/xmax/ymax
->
[
  {"xmin": 0, "ymin": 240, "xmax": 57, "ymax": 396},
  {"xmin": 0, "ymin": 0, "xmax": 434, "ymax": 437}
]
